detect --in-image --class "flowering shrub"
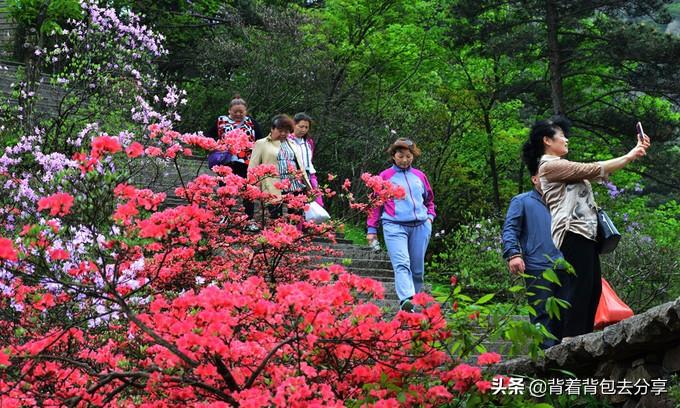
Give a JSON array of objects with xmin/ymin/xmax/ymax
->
[
  {"xmin": 428, "ymin": 217, "xmax": 510, "ymax": 295},
  {"xmin": 1, "ymin": 1, "xmax": 171, "ymax": 154},
  {"xmin": 0, "ymin": 4, "xmax": 515, "ymax": 405},
  {"xmin": 0, "ymin": 116, "xmax": 513, "ymax": 406},
  {"xmin": 592, "ymin": 178, "xmax": 680, "ymax": 309}
]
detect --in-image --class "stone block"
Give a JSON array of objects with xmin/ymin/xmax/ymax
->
[
  {"xmin": 638, "ymin": 393, "xmax": 676, "ymax": 408},
  {"xmin": 643, "ymin": 352, "xmax": 662, "ymax": 365},
  {"xmin": 594, "ymin": 360, "xmax": 621, "ymax": 377},
  {"xmin": 610, "ymin": 362, "xmax": 628, "ymax": 381},
  {"xmin": 662, "ymin": 344, "xmax": 680, "ymax": 373},
  {"xmin": 632, "ymin": 358, "xmax": 645, "ymax": 368},
  {"xmin": 603, "ymin": 322, "xmax": 627, "ymax": 350},
  {"xmin": 583, "ymin": 330, "xmax": 606, "ymax": 357},
  {"xmin": 623, "ymin": 314, "xmax": 658, "ymax": 345},
  {"xmin": 621, "ymin": 398, "xmax": 638, "ymax": 408},
  {"xmin": 625, "ymin": 363, "xmax": 664, "ymax": 382}
]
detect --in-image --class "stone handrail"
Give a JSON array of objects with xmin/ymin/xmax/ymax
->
[{"xmin": 496, "ymin": 297, "xmax": 680, "ymax": 407}]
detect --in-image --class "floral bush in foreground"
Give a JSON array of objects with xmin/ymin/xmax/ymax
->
[
  {"xmin": 0, "ymin": 119, "xmax": 507, "ymax": 406},
  {"xmin": 0, "ymin": 2, "xmax": 510, "ymax": 405}
]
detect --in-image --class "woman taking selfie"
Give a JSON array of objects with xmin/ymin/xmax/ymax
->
[{"xmin": 522, "ymin": 116, "xmax": 650, "ymax": 341}]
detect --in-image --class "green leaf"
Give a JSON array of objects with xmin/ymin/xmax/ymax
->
[
  {"xmin": 542, "ymin": 269, "xmax": 562, "ymax": 286},
  {"xmin": 475, "ymin": 293, "xmax": 495, "ymax": 305}
]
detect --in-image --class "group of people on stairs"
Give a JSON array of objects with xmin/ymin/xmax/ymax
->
[
  {"xmin": 207, "ymin": 96, "xmax": 321, "ymax": 231},
  {"xmin": 208, "ymin": 96, "xmax": 651, "ymax": 347}
]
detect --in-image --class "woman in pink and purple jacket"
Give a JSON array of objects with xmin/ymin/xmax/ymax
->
[{"xmin": 366, "ymin": 138, "xmax": 436, "ymax": 312}]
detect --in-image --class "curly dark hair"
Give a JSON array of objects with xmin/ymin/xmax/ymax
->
[{"xmin": 522, "ymin": 115, "xmax": 571, "ymax": 175}]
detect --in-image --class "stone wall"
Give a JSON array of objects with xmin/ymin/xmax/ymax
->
[
  {"xmin": 497, "ymin": 298, "xmax": 680, "ymax": 407},
  {"xmin": 0, "ymin": 62, "xmax": 65, "ymax": 115},
  {"xmin": 132, "ymin": 154, "xmax": 213, "ymax": 207}
]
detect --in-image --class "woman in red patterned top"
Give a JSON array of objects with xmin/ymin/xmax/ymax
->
[{"xmin": 207, "ymin": 95, "xmax": 264, "ymax": 226}]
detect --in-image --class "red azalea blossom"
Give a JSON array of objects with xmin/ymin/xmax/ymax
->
[
  {"xmin": 476, "ymin": 352, "xmax": 501, "ymax": 366},
  {"xmin": 37, "ymin": 193, "xmax": 75, "ymax": 217},
  {"xmin": 450, "ymin": 275, "xmax": 458, "ymax": 286},
  {"xmin": 145, "ymin": 146, "xmax": 163, "ymax": 157},
  {"xmin": 125, "ymin": 141, "xmax": 145, "ymax": 158},
  {"xmin": 0, "ymin": 237, "xmax": 18, "ymax": 261},
  {"xmin": 48, "ymin": 248, "xmax": 70, "ymax": 261},
  {"xmin": 0, "ymin": 349, "xmax": 11, "ymax": 367},
  {"xmin": 476, "ymin": 380, "xmax": 492, "ymax": 394},
  {"xmin": 91, "ymin": 135, "xmax": 122, "ymax": 158}
]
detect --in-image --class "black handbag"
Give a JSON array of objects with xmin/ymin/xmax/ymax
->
[{"xmin": 596, "ymin": 209, "xmax": 621, "ymax": 254}]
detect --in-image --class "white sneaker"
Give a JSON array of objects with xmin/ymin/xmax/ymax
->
[{"xmin": 245, "ymin": 223, "xmax": 260, "ymax": 233}]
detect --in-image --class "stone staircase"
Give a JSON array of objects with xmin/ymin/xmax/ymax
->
[
  {"xmin": 134, "ymin": 155, "xmax": 531, "ymax": 357},
  {"xmin": 314, "ymin": 239, "xmax": 400, "ymax": 306},
  {"xmin": 0, "ymin": 61, "xmax": 65, "ymax": 115},
  {"xmin": 311, "ymin": 236, "xmax": 531, "ymax": 359},
  {"xmin": 0, "ymin": 0, "xmax": 14, "ymax": 59}
]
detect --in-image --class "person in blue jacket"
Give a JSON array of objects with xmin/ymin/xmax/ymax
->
[
  {"xmin": 502, "ymin": 172, "xmax": 564, "ymax": 348},
  {"xmin": 366, "ymin": 138, "xmax": 436, "ymax": 312}
]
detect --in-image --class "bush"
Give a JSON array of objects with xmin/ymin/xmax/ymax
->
[
  {"xmin": 428, "ymin": 217, "xmax": 512, "ymax": 297},
  {"xmin": 600, "ymin": 220, "xmax": 680, "ymax": 311},
  {"xmin": 594, "ymin": 183, "xmax": 680, "ymax": 310}
]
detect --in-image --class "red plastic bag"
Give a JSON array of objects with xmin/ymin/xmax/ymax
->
[{"xmin": 594, "ymin": 278, "xmax": 634, "ymax": 329}]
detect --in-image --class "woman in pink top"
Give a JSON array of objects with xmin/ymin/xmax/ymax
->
[{"xmin": 522, "ymin": 116, "xmax": 650, "ymax": 341}]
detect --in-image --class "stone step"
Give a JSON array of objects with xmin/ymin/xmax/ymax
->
[
  {"xmin": 317, "ymin": 257, "xmax": 393, "ymax": 270},
  {"xmin": 315, "ymin": 247, "xmax": 390, "ymax": 260},
  {"xmin": 342, "ymin": 266, "xmax": 394, "ymax": 278},
  {"xmin": 311, "ymin": 237, "xmax": 354, "ymax": 245},
  {"xmin": 316, "ymin": 242, "xmax": 371, "ymax": 251}
]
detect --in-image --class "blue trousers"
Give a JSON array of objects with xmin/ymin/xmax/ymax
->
[
  {"xmin": 383, "ymin": 220, "xmax": 432, "ymax": 302},
  {"xmin": 525, "ymin": 269, "xmax": 561, "ymax": 348}
]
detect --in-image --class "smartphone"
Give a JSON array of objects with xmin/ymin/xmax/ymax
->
[{"xmin": 635, "ymin": 121, "xmax": 645, "ymax": 142}]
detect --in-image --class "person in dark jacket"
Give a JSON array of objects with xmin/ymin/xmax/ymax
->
[{"xmin": 502, "ymin": 174, "xmax": 564, "ymax": 348}]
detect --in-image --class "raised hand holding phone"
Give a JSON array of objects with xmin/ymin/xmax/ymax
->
[
  {"xmin": 630, "ymin": 121, "xmax": 650, "ymax": 160},
  {"xmin": 636, "ymin": 121, "xmax": 644, "ymax": 142}
]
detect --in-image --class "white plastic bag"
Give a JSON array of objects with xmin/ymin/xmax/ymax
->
[{"xmin": 305, "ymin": 201, "xmax": 330, "ymax": 223}]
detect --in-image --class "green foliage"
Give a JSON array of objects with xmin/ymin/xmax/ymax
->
[
  {"xmin": 587, "ymin": 177, "xmax": 680, "ymax": 309},
  {"xmin": 5, "ymin": 0, "xmax": 82, "ymax": 34},
  {"xmin": 340, "ymin": 222, "xmax": 368, "ymax": 245},
  {"xmin": 433, "ymin": 279, "xmax": 550, "ymax": 361},
  {"xmin": 669, "ymin": 374, "xmax": 680, "ymax": 406},
  {"xmin": 428, "ymin": 217, "xmax": 511, "ymax": 295}
]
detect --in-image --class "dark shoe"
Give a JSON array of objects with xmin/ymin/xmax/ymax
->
[{"xmin": 400, "ymin": 298, "xmax": 414, "ymax": 312}]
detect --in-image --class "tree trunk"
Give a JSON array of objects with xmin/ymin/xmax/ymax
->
[
  {"xmin": 546, "ymin": 0, "xmax": 565, "ymax": 115},
  {"xmin": 483, "ymin": 111, "xmax": 501, "ymax": 212},
  {"xmin": 517, "ymin": 159, "xmax": 525, "ymax": 195}
]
